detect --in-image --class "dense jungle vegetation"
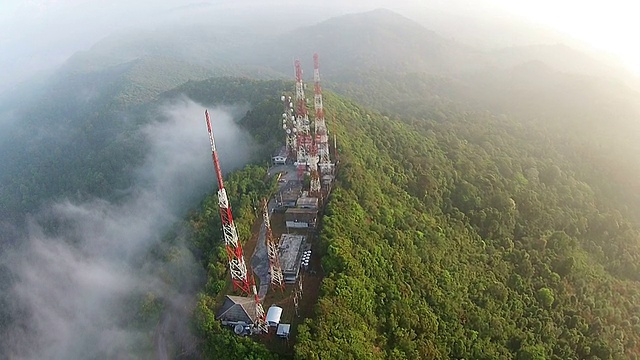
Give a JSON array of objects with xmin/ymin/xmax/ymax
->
[
  {"xmin": 174, "ymin": 78, "xmax": 640, "ymax": 359},
  {"xmin": 294, "ymin": 93, "xmax": 640, "ymax": 359}
]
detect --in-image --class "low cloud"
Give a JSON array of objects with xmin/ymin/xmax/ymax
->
[{"xmin": 0, "ymin": 98, "xmax": 253, "ymax": 359}]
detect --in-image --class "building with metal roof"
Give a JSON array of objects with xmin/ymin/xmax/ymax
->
[
  {"xmin": 279, "ymin": 234, "xmax": 306, "ymax": 283},
  {"xmin": 216, "ymin": 295, "xmax": 257, "ymax": 326}
]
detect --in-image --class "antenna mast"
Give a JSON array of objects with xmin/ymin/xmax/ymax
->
[
  {"xmin": 281, "ymin": 94, "xmax": 297, "ymax": 161},
  {"xmin": 263, "ymin": 199, "xmax": 285, "ymax": 291},
  {"xmin": 294, "ymin": 59, "xmax": 312, "ymax": 180},
  {"xmin": 314, "ymin": 53, "xmax": 332, "ymax": 176},
  {"xmin": 204, "ymin": 110, "xmax": 251, "ymax": 295}
]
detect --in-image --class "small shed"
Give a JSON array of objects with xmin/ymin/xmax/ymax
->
[
  {"xmin": 266, "ymin": 306, "xmax": 283, "ymax": 327},
  {"xmin": 276, "ymin": 324, "xmax": 291, "ymax": 338},
  {"xmin": 272, "ymin": 146, "xmax": 288, "ymax": 165}
]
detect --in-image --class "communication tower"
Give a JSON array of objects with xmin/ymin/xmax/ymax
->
[
  {"xmin": 205, "ymin": 110, "xmax": 268, "ymax": 334},
  {"xmin": 294, "ymin": 59, "xmax": 312, "ymax": 180},
  {"xmin": 250, "ymin": 275, "xmax": 268, "ymax": 334},
  {"xmin": 204, "ymin": 110, "xmax": 251, "ymax": 295},
  {"xmin": 263, "ymin": 199, "xmax": 285, "ymax": 291},
  {"xmin": 281, "ymin": 95, "xmax": 297, "ymax": 160},
  {"xmin": 313, "ymin": 53, "xmax": 332, "ymax": 175}
]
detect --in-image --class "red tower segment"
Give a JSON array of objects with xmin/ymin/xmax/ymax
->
[
  {"xmin": 204, "ymin": 110, "xmax": 251, "ymax": 295},
  {"xmin": 263, "ymin": 200, "xmax": 284, "ymax": 291},
  {"xmin": 313, "ymin": 53, "xmax": 332, "ymax": 176},
  {"xmin": 294, "ymin": 59, "xmax": 312, "ymax": 179}
]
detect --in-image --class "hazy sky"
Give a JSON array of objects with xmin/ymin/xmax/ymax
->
[
  {"xmin": 489, "ymin": 0, "xmax": 640, "ymax": 73},
  {"xmin": 1, "ymin": 0, "xmax": 639, "ymax": 85}
]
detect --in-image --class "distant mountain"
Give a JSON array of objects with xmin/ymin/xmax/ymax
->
[
  {"xmin": 490, "ymin": 44, "xmax": 635, "ymax": 85},
  {"xmin": 3, "ymin": 7, "xmax": 640, "ymax": 233},
  {"xmin": 61, "ymin": 25, "xmax": 282, "ymax": 79},
  {"xmin": 257, "ymin": 8, "xmax": 488, "ymax": 77}
]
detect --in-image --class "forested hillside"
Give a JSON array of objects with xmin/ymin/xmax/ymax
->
[
  {"xmin": 292, "ymin": 92, "xmax": 640, "ymax": 359},
  {"xmin": 145, "ymin": 77, "xmax": 640, "ymax": 359},
  {"xmin": 0, "ymin": 57, "xmax": 215, "ymax": 226}
]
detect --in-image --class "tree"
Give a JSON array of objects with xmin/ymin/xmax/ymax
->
[{"xmin": 537, "ymin": 288, "xmax": 555, "ymax": 309}]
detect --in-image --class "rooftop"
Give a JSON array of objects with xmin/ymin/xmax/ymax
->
[
  {"xmin": 296, "ymin": 196, "xmax": 318, "ymax": 209},
  {"xmin": 279, "ymin": 233, "xmax": 306, "ymax": 275},
  {"xmin": 216, "ymin": 295, "xmax": 257, "ymax": 324},
  {"xmin": 285, "ymin": 208, "xmax": 318, "ymax": 215},
  {"xmin": 273, "ymin": 146, "xmax": 288, "ymax": 158}
]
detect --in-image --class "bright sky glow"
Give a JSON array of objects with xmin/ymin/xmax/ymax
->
[{"xmin": 489, "ymin": 0, "xmax": 640, "ymax": 74}]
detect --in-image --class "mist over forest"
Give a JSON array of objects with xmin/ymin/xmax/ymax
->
[{"xmin": 1, "ymin": 1, "xmax": 640, "ymax": 359}]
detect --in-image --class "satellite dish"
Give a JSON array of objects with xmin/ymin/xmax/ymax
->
[
  {"xmin": 286, "ymin": 128, "xmax": 291, "ymax": 134},
  {"xmin": 234, "ymin": 324, "xmax": 245, "ymax": 335},
  {"xmin": 281, "ymin": 95, "xmax": 286, "ymax": 101}
]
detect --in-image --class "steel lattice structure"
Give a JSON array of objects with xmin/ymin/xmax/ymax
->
[
  {"xmin": 262, "ymin": 200, "xmax": 285, "ymax": 291},
  {"xmin": 205, "ymin": 110, "xmax": 268, "ymax": 334},
  {"xmin": 313, "ymin": 53, "xmax": 332, "ymax": 175},
  {"xmin": 250, "ymin": 278, "xmax": 268, "ymax": 334},
  {"xmin": 294, "ymin": 59, "xmax": 312, "ymax": 180},
  {"xmin": 281, "ymin": 95, "xmax": 297, "ymax": 160},
  {"xmin": 204, "ymin": 110, "xmax": 250, "ymax": 295}
]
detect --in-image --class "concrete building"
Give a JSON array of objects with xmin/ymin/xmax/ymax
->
[
  {"xmin": 277, "ymin": 183, "xmax": 302, "ymax": 208},
  {"xmin": 285, "ymin": 208, "xmax": 318, "ymax": 229},
  {"xmin": 279, "ymin": 234, "xmax": 306, "ymax": 283},
  {"xmin": 296, "ymin": 196, "xmax": 318, "ymax": 209}
]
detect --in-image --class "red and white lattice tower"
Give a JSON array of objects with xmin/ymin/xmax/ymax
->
[
  {"xmin": 250, "ymin": 273, "xmax": 268, "ymax": 334},
  {"xmin": 313, "ymin": 53, "xmax": 332, "ymax": 175},
  {"xmin": 204, "ymin": 110, "xmax": 251, "ymax": 295},
  {"xmin": 294, "ymin": 59, "xmax": 312, "ymax": 180},
  {"xmin": 309, "ymin": 143, "xmax": 320, "ymax": 197},
  {"xmin": 281, "ymin": 94, "xmax": 297, "ymax": 161},
  {"xmin": 262, "ymin": 199, "xmax": 285, "ymax": 291}
]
